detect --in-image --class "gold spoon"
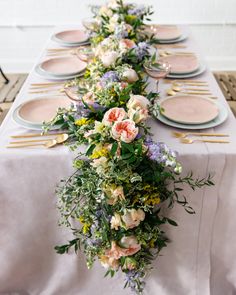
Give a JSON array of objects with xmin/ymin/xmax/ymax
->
[
  {"xmin": 9, "ymin": 134, "xmax": 69, "ymax": 145},
  {"xmin": 172, "ymin": 86, "xmax": 210, "ymax": 92},
  {"xmin": 172, "ymin": 82, "xmax": 208, "ymax": 87},
  {"xmin": 166, "ymin": 89, "xmax": 212, "ymax": 96},
  {"xmin": 172, "ymin": 131, "xmax": 229, "ymax": 138},
  {"xmin": 7, "ymin": 139, "xmax": 58, "ymax": 149},
  {"xmin": 180, "ymin": 138, "xmax": 229, "ymax": 144}
]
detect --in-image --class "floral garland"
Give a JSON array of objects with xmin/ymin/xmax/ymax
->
[{"xmin": 46, "ymin": 0, "xmax": 214, "ymax": 293}]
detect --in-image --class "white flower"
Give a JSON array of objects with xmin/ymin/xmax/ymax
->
[
  {"xmin": 128, "ymin": 107, "xmax": 149, "ymax": 123},
  {"xmin": 107, "ymin": 14, "xmax": 119, "ymax": 32},
  {"xmin": 99, "ymin": 6, "xmax": 113, "ymax": 17},
  {"xmin": 106, "ymin": 185, "xmax": 125, "ymax": 205},
  {"xmin": 100, "ymin": 255, "xmax": 119, "ymax": 270},
  {"xmin": 110, "ymin": 213, "xmax": 122, "ymax": 230},
  {"xmin": 120, "ymin": 235, "xmax": 140, "ymax": 249},
  {"xmin": 127, "ymin": 94, "xmax": 150, "ymax": 110},
  {"xmin": 107, "ymin": 0, "xmax": 120, "ymax": 9},
  {"xmin": 122, "ymin": 209, "xmax": 145, "ymax": 229},
  {"xmin": 101, "ymin": 51, "xmax": 119, "ymax": 68},
  {"xmin": 127, "ymin": 95, "xmax": 150, "ymax": 123},
  {"xmin": 122, "ymin": 68, "xmax": 139, "ymax": 83}
]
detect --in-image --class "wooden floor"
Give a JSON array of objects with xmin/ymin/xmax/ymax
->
[
  {"xmin": 0, "ymin": 72, "xmax": 235, "ymax": 125},
  {"xmin": 0, "ymin": 73, "xmax": 27, "ymax": 124},
  {"xmin": 214, "ymin": 72, "xmax": 236, "ymax": 117}
]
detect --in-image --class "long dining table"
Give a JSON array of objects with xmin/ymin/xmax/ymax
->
[{"xmin": 0, "ymin": 25, "xmax": 236, "ymax": 295}]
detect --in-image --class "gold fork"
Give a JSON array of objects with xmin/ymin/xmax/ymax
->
[
  {"xmin": 180, "ymin": 138, "xmax": 230, "ymax": 144},
  {"xmin": 172, "ymin": 131, "xmax": 229, "ymax": 138}
]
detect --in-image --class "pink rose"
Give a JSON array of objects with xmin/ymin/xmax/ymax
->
[
  {"xmin": 99, "ymin": 255, "xmax": 119, "ymax": 270},
  {"xmin": 111, "ymin": 119, "xmax": 138, "ymax": 143},
  {"xmin": 122, "ymin": 209, "xmax": 145, "ymax": 229},
  {"xmin": 102, "ymin": 107, "xmax": 127, "ymax": 126},
  {"xmin": 119, "ymin": 39, "xmax": 136, "ymax": 50},
  {"xmin": 106, "ymin": 239, "xmax": 141, "ymax": 259}
]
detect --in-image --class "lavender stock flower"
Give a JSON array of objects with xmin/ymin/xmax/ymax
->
[
  {"xmin": 145, "ymin": 139, "xmax": 182, "ymax": 173},
  {"xmin": 133, "ymin": 42, "xmax": 149, "ymax": 61},
  {"xmin": 100, "ymin": 71, "xmax": 120, "ymax": 87}
]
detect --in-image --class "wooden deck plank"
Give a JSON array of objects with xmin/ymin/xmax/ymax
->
[
  {"xmin": 214, "ymin": 74, "xmax": 232, "ymax": 101},
  {"xmin": 5, "ymin": 74, "xmax": 27, "ymax": 102},
  {"xmin": 0, "ymin": 74, "xmax": 19, "ymax": 103}
]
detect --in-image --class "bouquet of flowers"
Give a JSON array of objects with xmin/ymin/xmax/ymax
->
[{"xmin": 45, "ymin": 0, "xmax": 214, "ymax": 293}]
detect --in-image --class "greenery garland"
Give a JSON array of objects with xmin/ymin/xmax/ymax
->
[{"xmin": 45, "ymin": 1, "xmax": 214, "ymax": 293}]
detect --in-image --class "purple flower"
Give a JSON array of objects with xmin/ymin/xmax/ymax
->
[
  {"xmin": 133, "ymin": 42, "xmax": 149, "ymax": 61},
  {"xmin": 128, "ymin": 6, "xmax": 145, "ymax": 16},
  {"xmin": 145, "ymin": 139, "xmax": 179, "ymax": 168},
  {"xmin": 100, "ymin": 71, "xmax": 120, "ymax": 87}
]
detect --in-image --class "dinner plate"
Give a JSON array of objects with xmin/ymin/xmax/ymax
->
[
  {"xmin": 166, "ymin": 62, "xmax": 206, "ymax": 79},
  {"xmin": 160, "ymin": 95, "xmax": 219, "ymax": 124},
  {"xmin": 157, "ymin": 34, "xmax": 188, "ymax": 44},
  {"xmin": 155, "ymin": 97, "xmax": 228, "ymax": 130},
  {"xmin": 52, "ymin": 29, "xmax": 89, "ymax": 45},
  {"xmin": 39, "ymin": 57, "xmax": 87, "ymax": 77},
  {"xmin": 13, "ymin": 105, "xmax": 60, "ymax": 130},
  {"xmin": 35, "ymin": 64, "xmax": 85, "ymax": 80},
  {"xmin": 17, "ymin": 97, "xmax": 71, "ymax": 125},
  {"xmin": 160, "ymin": 54, "xmax": 199, "ymax": 75},
  {"xmin": 154, "ymin": 25, "xmax": 182, "ymax": 41}
]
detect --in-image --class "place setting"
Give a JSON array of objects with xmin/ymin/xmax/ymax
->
[
  {"xmin": 35, "ymin": 55, "xmax": 87, "ymax": 80},
  {"xmin": 145, "ymin": 24, "xmax": 188, "ymax": 44},
  {"xmin": 51, "ymin": 29, "xmax": 90, "ymax": 47}
]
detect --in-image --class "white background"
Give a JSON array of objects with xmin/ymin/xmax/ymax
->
[{"xmin": 0, "ymin": 0, "xmax": 236, "ymax": 72}]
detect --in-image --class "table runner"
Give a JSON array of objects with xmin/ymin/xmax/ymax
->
[{"xmin": 0, "ymin": 26, "xmax": 236, "ymax": 295}]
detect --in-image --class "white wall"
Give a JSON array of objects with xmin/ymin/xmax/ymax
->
[{"xmin": 0, "ymin": 0, "xmax": 236, "ymax": 72}]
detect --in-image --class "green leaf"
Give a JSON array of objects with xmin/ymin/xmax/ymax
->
[
  {"xmin": 110, "ymin": 142, "xmax": 118, "ymax": 156},
  {"xmin": 86, "ymin": 144, "xmax": 96, "ymax": 156},
  {"xmin": 167, "ymin": 218, "xmax": 178, "ymax": 226}
]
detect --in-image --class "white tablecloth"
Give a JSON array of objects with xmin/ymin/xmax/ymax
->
[{"xmin": 0, "ymin": 26, "xmax": 236, "ymax": 295}]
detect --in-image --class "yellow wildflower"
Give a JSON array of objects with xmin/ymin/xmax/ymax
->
[
  {"xmin": 82, "ymin": 223, "xmax": 91, "ymax": 234},
  {"xmin": 149, "ymin": 238, "xmax": 156, "ymax": 248},
  {"xmin": 75, "ymin": 117, "xmax": 92, "ymax": 126}
]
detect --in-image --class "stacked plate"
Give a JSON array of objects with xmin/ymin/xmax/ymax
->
[
  {"xmin": 12, "ymin": 97, "xmax": 71, "ymax": 130},
  {"xmin": 51, "ymin": 29, "xmax": 90, "ymax": 47},
  {"xmin": 155, "ymin": 95, "xmax": 228, "ymax": 130},
  {"xmin": 146, "ymin": 25, "xmax": 187, "ymax": 44},
  {"xmin": 159, "ymin": 54, "xmax": 206, "ymax": 79},
  {"xmin": 35, "ymin": 56, "xmax": 87, "ymax": 80}
]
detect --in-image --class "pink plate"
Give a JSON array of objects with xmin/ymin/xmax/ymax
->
[
  {"xmin": 160, "ymin": 54, "xmax": 199, "ymax": 74},
  {"xmin": 18, "ymin": 97, "xmax": 71, "ymax": 124},
  {"xmin": 55, "ymin": 30, "xmax": 88, "ymax": 43},
  {"xmin": 160, "ymin": 95, "xmax": 219, "ymax": 124},
  {"xmin": 155, "ymin": 25, "xmax": 181, "ymax": 40},
  {"xmin": 40, "ymin": 57, "xmax": 87, "ymax": 76}
]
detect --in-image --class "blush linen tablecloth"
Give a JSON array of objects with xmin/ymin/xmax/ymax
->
[{"xmin": 0, "ymin": 26, "xmax": 236, "ymax": 295}]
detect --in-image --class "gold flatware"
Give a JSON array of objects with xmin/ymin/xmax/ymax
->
[
  {"xmin": 166, "ymin": 89, "xmax": 212, "ymax": 96},
  {"xmin": 7, "ymin": 139, "xmax": 58, "ymax": 149},
  {"xmin": 31, "ymin": 82, "xmax": 65, "ymax": 85},
  {"xmin": 28, "ymin": 88, "xmax": 65, "ymax": 94},
  {"xmin": 180, "ymin": 138, "xmax": 230, "ymax": 144},
  {"xmin": 164, "ymin": 79, "xmax": 207, "ymax": 84},
  {"xmin": 159, "ymin": 51, "xmax": 195, "ymax": 57},
  {"xmin": 11, "ymin": 132, "xmax": 66, "ymax": 139},
  {"xmin": 171, "ymin": 82, "xmax": 208, "ymax": 87},
  {"xmin": 156, "ymin": 44, "xmax": 187, "ymax": 49},
  {"xmin": 172, "ymin": 86, "xmax": 209, "ymax": 92},
  {"xmin": 10, "ymin": 134, "xmax": 69, "ymax": 145},
  {"xmin": 172, "ymin": 131, "xmax": 229, "ymax": 138}
]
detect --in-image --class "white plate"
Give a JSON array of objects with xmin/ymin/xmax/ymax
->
[
  {"xmin": 52, "ymin": 30, "xmax": 89, "ymax": 45},
  {"xmin": 39, "ymin": 57, "xmax": 87, "ymax": 77},
  {"xmin": 166, "ymin": 62, "xmax": 206, "ymax": 79},
  {"xmin": 35, "ymin": 64, "xmax": 85, "ymax": 81},
  {"xmin": 157, "ymin": 34, "xmax": 188, "ymax": 44},
  {"xmin": 155, "ymin": 99, "xmax": 228, "ymax": 130},
  {"xmin": 12, "ymin": 104, "xmax": 64, "ymax": 130},
  {"xmin": 160, "ymin": 95, "xmax": 219, "ymax": 124}
]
